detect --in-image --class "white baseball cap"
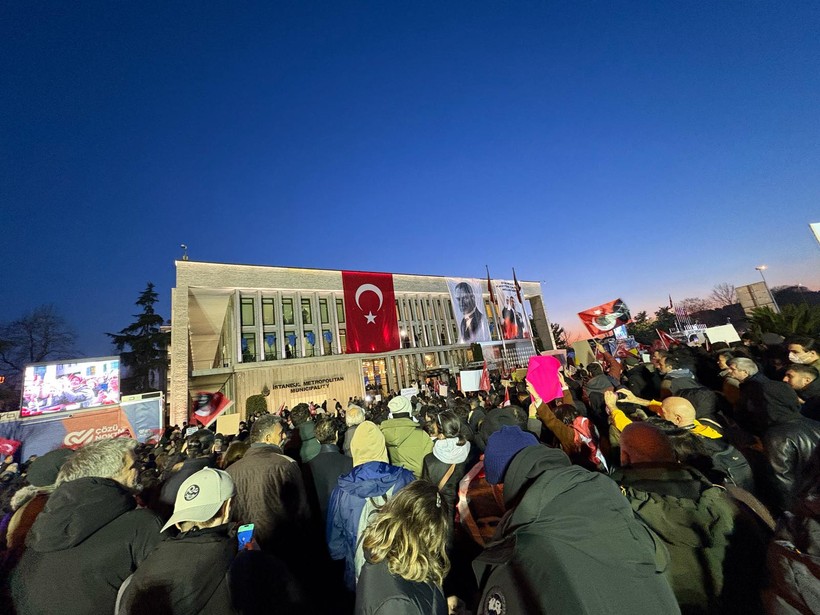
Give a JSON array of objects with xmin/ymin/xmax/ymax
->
[{"xmin": 161, "ymin": 468, "xmax": 235, "ymax": 532}]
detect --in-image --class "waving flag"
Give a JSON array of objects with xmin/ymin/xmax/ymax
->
[{"xmin": 577, "ymin": 299, "xmax": 631, "ymax": 336}]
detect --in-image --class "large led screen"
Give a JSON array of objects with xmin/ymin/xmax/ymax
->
[{"xmin": 21, "ymin": 356, "xmax": 120, "ymax": 418}]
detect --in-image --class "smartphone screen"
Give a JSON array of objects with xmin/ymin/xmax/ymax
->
[{"xmin": 237, "ymin": 523, "xmax": 254, "ymax": 549}]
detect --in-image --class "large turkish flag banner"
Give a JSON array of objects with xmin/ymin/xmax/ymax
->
[{"xmin": 342, "ymin": 271, "xmax": 400, "ymax": 353}]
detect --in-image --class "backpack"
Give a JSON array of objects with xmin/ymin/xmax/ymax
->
[
  {"xmin": 353, "ymin": 485, "xmax": 397, "ymax": 584},
  {"xmin": 703, "ymin": 440, "xmax": 755, "ymax": 492}
]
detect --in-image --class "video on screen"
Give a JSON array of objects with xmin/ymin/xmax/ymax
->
[{"xmin": 21, "ymin": 357, "xmax": 121, "ymax": 417}]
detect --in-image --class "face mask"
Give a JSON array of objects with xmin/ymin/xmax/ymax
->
[{"xmin": 789, "ymin": 352, "xmax": 807, "ymax": 364}]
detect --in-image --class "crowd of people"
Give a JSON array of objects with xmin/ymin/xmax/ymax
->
[{"xmin": 1, "ymin": 333, "xmax": 819, "ymax": 614}]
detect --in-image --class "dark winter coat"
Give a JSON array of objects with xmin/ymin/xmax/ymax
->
[
  {"xmin": 763, "ymin": 499, "xmax": 820, "ymax": 614},
  {"xmin": 611, "ymin": 463, "xmax": 736, "ymax": 613},
  {"xmin": 118, "ymin": 525, "xmax": 237, "ymax": 615},
  {"xmin": 10, "ymin": 477, "xmax": 163, "ymax": 615},
  {"xmin": 355, "ymin": 557, "xmax": 446, "ymax": 615},
  {"xmin": 798, "ymin": 377, "xmax": 820, "ymax": 422},
  {"xmin": 307, "ymin": 443, "xmax": 353, "ymax": 522},
  {"xmin": 226, "ymin": 443, "xmax": 310, "ymax": 551},
  {"xmin": 473, "ymin": 446, "xmax": 680, "ymax": 615},
  {"xmin": 421, "ymin": 438, "xmax": 470, "ymax": 517},
  {"xmin": 763, "ymin": 416, "xmax": 820, "ymax": 512},
  {"xmin": 736, "ymin": 372, "xmax": 801, "ymax": 436},
  {"xmin": 297, "ymin": 421, "xmax": 321, "ymax": 464}
]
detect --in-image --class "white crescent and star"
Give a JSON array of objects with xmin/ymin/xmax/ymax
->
[{"xmin": 355, "ymin": 284, "xmax": 383, "ymax": 325}]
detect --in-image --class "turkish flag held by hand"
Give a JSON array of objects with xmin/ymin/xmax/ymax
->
[{"xmin": 342, "ymin": 271, "xmax": 400, "ymax": 353}]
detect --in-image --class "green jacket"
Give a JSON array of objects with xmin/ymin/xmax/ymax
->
[
  {"xmin": 611, "ymin": 463, "xmax": 736, "ymax": 614},
  {"xmin": 297, "ymin": 421, "xmax": 321, "ymax": 464},
  {"xmin": 473, "ymin": 446, "xmax": 680, "ymax": 615},
  {"xmin": 379, "ymin": 417, "xmax": 433, "ymax": 478}
]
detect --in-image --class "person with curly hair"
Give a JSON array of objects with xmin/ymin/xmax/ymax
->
[{"xmin": 355, "ymin": 480, "xmax": 448, "ymax": 614}]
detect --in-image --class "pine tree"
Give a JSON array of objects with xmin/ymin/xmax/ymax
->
[{"xmin": 107, "ymin": 283, "xmax": 170, "ymax": 394}]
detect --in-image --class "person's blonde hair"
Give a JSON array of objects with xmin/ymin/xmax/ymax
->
[{"xmin": 361, "ymin": 480, "xmax": 450, "ymax": 586}]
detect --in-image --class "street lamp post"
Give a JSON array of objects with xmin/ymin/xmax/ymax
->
[{"xmin": 755, "ymin": 265, "xmax": 781, "ymax": 313}]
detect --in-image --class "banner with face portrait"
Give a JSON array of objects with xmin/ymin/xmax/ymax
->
[
  {"xmin": 446, "ymin": 278, "xmax": 491, "ymax": 344},
  {"xmin": 577, "ymin": 298, "xmax": 631, "ymax": 337},
  {"xmin": 491, "ymin": 280, "xmax": 531, "ymax": 340}
]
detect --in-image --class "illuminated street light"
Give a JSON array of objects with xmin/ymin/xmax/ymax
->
[{"xmin": 755, "ymin": 265, "xmax": 780, "ymax": 313}]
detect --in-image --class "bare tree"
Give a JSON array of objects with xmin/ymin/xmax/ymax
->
[
  {"xmin": 709, "ymin": 283, "xmax": 737, "ymax": 307},
  {"xmin": 680, "ymin": 297, "xmax": 715, "ymax": 314},
  {"xmin": 0, "ymin": 305, "xmax": 78, "ymax": 374}
]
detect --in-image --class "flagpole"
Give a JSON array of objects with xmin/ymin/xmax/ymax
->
[
  {"xmin": 513, "ymin": 267, "xmax": 538, "ymax": 357},
  {"xmin": 487, "ymin": 265, "xmax": 511, "ymax": 374}
]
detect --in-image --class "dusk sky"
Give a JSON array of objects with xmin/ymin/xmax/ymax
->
[{"xmin": 3, "ymin": 2, "xmax": 819, "ymax": 355}]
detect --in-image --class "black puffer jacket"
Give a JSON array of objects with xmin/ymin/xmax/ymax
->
[
  {"xmin": 763, "ymin": 416, "xmax": 820, "ymax": 512},
  {"xmin": 118, "ymin": 525, "xmax": 237, "ymax": 615},
  {"xmin": 10, "ymin": 477, "xmax": 163, "ymax": 615},
  {"xmin": 355, "ymin": 557, "xmax": 446, "ymax": 615}
]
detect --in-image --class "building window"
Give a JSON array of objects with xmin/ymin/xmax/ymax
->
[
  {"xmin": 285, "ymin": 331, "xmax": 298, "ymax": 358},
  {"xmin": 302, "ymin": 299, "xmax": 313, "ymax": 325},
  {"xmin": 262, "ymin": 298, "xmax": 275, "ymax": 326},
  {"xmin": 282, "ymin": 298, "xmax": 294, "ymax": 326},
  {"xmin": 336, "ymin": 299, "xmax": 345, "ymax": 323},
  {"xmin": 263, "ymin": 334, "xmax": 277, "ymax": 360},
  {"xmin": 240, "ymin": 297, "xmax": 255, "ymax": 327},
  {"xmin": 322, "ymin": 329, "xmax": 333, "ymax": 355},
  {"xmin": 447, "ymin": 300, "xmax": 455, "ymax": 320},
  {"xmin": 304, "ymin": 331, "xmax": 317, "ymax": 357},
  {"xmin": 339, "ymin": 328, "xmax": 347, "ymax": 353},
  {"xmin": 241, "ymin": 333, "xmax": 257, "ymax": 362},
  {"xmin": 319, "ymin": 298, "xmax": 329, "ymax": 324}
]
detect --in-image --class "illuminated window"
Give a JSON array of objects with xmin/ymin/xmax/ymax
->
[{"xmin": 240, "ymin": 297, "xmax": 255, "ymax": 326}]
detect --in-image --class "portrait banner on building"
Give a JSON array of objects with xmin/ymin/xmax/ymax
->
[
  {"xmin": 446, "ymin": 278, "xmax": 491, "ymax": 344},
  {"xmin": 491, "ymin": 279, "xmax": 530, "ymax": 340},
  {"xmin": 342, "ymin": 270, "xmax": 400, "ymax": 353},
  {"xmin": 577, "ymin": 298, "xmax": 631, "ymax": 337}
]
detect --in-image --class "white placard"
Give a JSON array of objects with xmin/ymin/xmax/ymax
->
[
  {"xmin": 460, "ymin": 370, "xmax": 483, "ymax": 392},
  {"xmin": 400, "ymin": 386, "xmax": 419, "ymax": 399},
  {"xmin": 704, "ymin": 324, "xmax": 741, "ymax": 345}
]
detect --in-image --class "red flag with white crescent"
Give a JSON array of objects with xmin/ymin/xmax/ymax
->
[
  {"xmin": 577, "ymin": 298, "xmax": 631, "ymax": 337},
  {"xmin": 342, "ymin": 271, "xmax": 400, "ymax": 353}
]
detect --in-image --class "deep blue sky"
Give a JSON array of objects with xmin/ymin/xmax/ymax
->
[{"xmin": 2, "ymin": 2, "xmax": 819, "ymax": 353}]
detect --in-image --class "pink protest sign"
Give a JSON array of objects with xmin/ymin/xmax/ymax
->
[{"xmin": 526, "ymin": 355, "xmax": 564, "ymax": 403}]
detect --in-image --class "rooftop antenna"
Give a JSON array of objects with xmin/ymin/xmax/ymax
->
[{"xmin": 180, "ymin": 244, "xmax": 189, "ymax": 261}]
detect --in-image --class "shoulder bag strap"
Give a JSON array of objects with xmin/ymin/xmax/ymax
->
[{"xmin": 437, "ymin": 463, "xmax": 456, "ymax": 492}]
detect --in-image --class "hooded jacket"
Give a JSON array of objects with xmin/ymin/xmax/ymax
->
[
  {"xmin": 421, "ymin": 438, "xmax": 470, "ymax": 515},
  {"xmin": 379, "ymin": 415, "xmax": 433, "ymax": 478},
  {"xmin": 118, "ymin": 525, "xmax": 237, "ymax": 615},
  {"xmin": 326, "ymin": 461, "xmax": 415, "ymax": 590},
  {"xmin": 473, "ymin": 446, "xmax": 679, "ymax": 615},
  {"xmin": 297, "ymin": 421, "xmax": 321, "ymax": 464},
  {"xmin": 611, "ymin": 464, "xmax": 736, "ymax": 613},
  {"xmin": 736, "ymin": 372, "xmax": 801, "ymax": 436},
  {"xmin": 10, "ymin": 477, "xmax": 163, "ymax": 615}
]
